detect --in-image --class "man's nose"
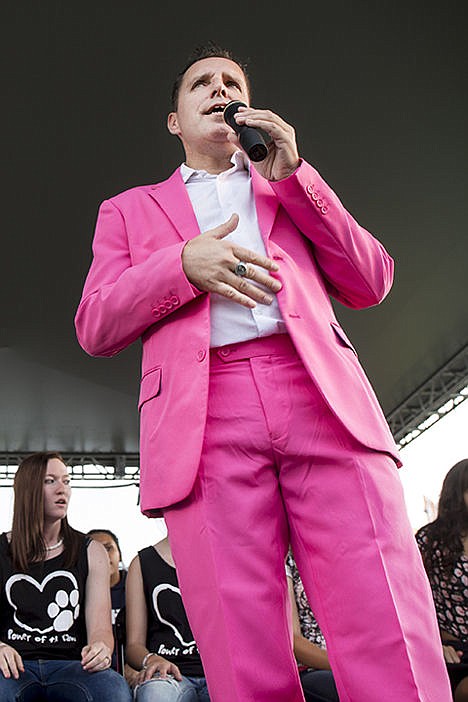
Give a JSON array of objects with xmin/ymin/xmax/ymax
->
[{"xmin": 210, "ymin": 80, "xmax": 228, "ymax": 98}]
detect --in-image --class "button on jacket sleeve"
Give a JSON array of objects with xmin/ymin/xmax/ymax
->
[
  {"xmin": 270, "ymin": 160, "xmax": 394, "ymax": 309},
  {"xmin": 75, "ymin": 199, "xmax": 199, "ymax": 357}
]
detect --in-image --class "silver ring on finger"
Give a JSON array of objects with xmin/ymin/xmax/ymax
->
[{"xmin": 234, "ymin": 261, "xmax": 248, "ymax": 277}]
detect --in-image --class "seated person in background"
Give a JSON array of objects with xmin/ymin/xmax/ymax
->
[
  {"xmin": 286, "ymin": 551, "xmax": 339, "ymax": 702},
  {"xmin": 87, "ymin": 529, "xmax": 127, "ymax": 673},
  {"xmin": 0, "ymin": 452, "xmax": 132, "ymax": 702},
  {"xmin": 126, "ymin": 534, "xmax": 210, "ymax": 701},
  {"xmin": 416, "ymin": 459, "xmax": 468, "ymax": 702}
]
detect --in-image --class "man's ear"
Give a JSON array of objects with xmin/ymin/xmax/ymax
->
[{"xmin": 167, "ymin": 112, "xmax": 180, "ymax": 136}]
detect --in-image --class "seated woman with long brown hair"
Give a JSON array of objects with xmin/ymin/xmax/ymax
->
[
  {"xmin": 0, "ymin": 451, "xmax": 132, "ymax": 702},
  {"xmin": 416, "ymin": 459, "xmax": 468, "ymax": 702}
]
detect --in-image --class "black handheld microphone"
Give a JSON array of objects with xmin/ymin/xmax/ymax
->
[{"xmin": 223, "ymin": 101, "xmax": 268, "ymax": 162}]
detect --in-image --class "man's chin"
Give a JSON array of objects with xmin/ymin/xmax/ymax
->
[
  {"xmin": 209, "ymin": 123, "xmax": 231, "ymax": 136},
  {"xmin": 208, "ymin": 125, "xmax": 238, "ymax": 144}
]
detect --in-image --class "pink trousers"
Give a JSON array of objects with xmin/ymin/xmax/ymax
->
[{"xmin": 164, "ymin": 335, "xmax": 451, "ymax": 702}]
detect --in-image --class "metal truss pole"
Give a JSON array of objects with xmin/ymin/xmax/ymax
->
[
  {"xmin": 0, "ymin": 453, "xmax": 140, "ymax": 482},
  {"xmin": 2, "ymin": 345, "xmax": 468, "ymax": 478},
  {"xmin": 386, "ymin": 343, "xmax": 468, "ymax": 447}
]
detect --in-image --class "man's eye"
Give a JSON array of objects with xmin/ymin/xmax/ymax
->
[
  {"xmin": 227, "ymin": 81, "xmax": 241, "ymax": 89},
  {"xmin": 192, "ymin": 79, "xmax": 206, "ymax": 89}
]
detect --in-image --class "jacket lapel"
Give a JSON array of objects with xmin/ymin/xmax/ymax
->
[
  {"xmin": 147, "ymin": 169, "xmax": 201, "ymax": 242},
  {"xmin": 147, "ymin": 165, "xmax": 279, "ymax": 243}
]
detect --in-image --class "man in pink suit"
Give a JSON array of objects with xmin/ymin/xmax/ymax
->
[{"xmin": 75, "ymin": 45, "xmax": 451, "ymax": 701}]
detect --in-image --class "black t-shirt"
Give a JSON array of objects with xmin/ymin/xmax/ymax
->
[
  {"xmin": 0, "ymin": 532, "xmax": 89, "ymax": 660},
  {"xmin": 110, "ymin": 569, "xmax": 127, "ymax": 671},
  {"xmin": 139, "ymin": 546, "xmax": 204, "ymax": 677},
  {"xmin": 111, "ymin": 570, "xmax": 126, "ymax": 620}
]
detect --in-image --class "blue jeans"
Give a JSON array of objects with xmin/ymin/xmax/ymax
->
[
  {"xmin": 300, "ymin": 669, "xmax": 339, "ymax": 702},
  {"xmin": 134, "ymin": 675, "xmax": 209, "ymax": 702},
  {"xmin": 0, "ymin": 659, "xmax": 132, "ymax": 702}
]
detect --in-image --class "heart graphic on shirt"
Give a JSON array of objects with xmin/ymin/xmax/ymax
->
[
  {"xmin": 152, "ymin": 583, "xmax": 196, "ymax": 647},
  {"xmin": 5, "ymin": 571, "xmax": 80, "ymax": 634}
]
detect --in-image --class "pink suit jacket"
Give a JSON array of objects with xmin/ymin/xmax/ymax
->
[{"xmin": 75, "ymin": 159, "xmax": 400, "ymax": 516}]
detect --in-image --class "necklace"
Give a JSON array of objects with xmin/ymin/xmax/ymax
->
[{"xmin": 45, "ymin": 538, "xmax": 63, "ymax": 551}]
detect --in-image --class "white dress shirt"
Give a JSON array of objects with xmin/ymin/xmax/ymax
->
[{"xmin": 181, "ymin": 151, "xmax": 286, "ymax": 347}]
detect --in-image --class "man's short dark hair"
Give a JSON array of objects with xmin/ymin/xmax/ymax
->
[{"xmin": 171, "ymin": 42, "xmax": 250, "ymax": 111}]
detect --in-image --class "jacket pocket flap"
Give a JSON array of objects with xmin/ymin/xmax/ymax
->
[
  {"xmin": 330, "ymin": 322, "xmax": 358, "ymax": 357},
  {"xmin": 138, "ymin": 367, "xmax": 162, "ymax": 411}
]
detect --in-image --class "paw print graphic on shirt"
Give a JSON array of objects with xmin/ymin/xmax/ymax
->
[
  {"xmin": 47, "ymin": 588, "xmax": 80, "ymax": 632},
  {"xmin": 5, "ymin": 571, "xmax": 80, "ymax": 634}
]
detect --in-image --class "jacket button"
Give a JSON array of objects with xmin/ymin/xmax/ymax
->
[
  {"xmin": 197, "ymin": 349, "xmax": 206, "ymax": 362},
  {"xmin": 158, "ymin": 304, "xmax": 167, "ymax": 314},
  {"xmin": 321, "ymin": 206, "xmax": 329, "ymax": 214},
  {"xmin": 164, "ymin": 301, "xmax": 173, "ymax": 310},
  {"xmin": 317, "ymin": 198, "xmax": 324, "ymax": 207},
  {"xmin": 312, "ymin": 191, "xmax": 319, "ymax": 201},
  {"xmin": 220, "ymin": 349, "xmax": 230, "ymax": 357},
  {"xmin": 152, "ymin": 308, "xmax": 161, "ymax": 318},
  {"xmin": 170, "ymin": 295, "xmax": 179, "ymax": 305},
  {"xmin": 306, "ymin": 184, "xmax": 315, "ymax": 194}
]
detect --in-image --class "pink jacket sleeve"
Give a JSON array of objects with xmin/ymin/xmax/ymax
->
[
  {"xmin": 270, "ymin": 160, "xmax": 394, "ymax": 309},
  {"xmin": 75, "ymin": 199, "xmax": 199, "ymax": 357}
]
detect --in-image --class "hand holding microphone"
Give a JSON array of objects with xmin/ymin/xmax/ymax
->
[
  {"xmin": 223, "ymin": 101, "xmax": 268, "ymax": 162},
  {"xmin": 224, "ymin": 102, "xmax": 300, "ymax": 181}
]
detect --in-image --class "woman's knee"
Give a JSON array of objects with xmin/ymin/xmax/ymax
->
[
  {"xmin": 50, "ymin": 669, "xmax": 131, "ymax": 702},
  {"xmin": 0, "ymin": 675, "xmax": 40, "ymax": 702},
  {"xmin": 89, "ymin": 669, "xmax": 132, "ymax": 702},
  {"xmin": 134, "ymin": 675, "xmax": 182, "ymax": 702}
]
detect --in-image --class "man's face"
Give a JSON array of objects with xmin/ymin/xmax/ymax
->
[{"xmin": 167, "ymin": 57, "xmax": 250, "ymax": 156}]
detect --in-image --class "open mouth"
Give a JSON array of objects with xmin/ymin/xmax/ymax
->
[
  {"xmin": 204, "ymin": 104, "xmax": 227, "ymax": 115},
  {"xmin": 55, "ymin": 499, "xmax": 67, "ymax": 506}
]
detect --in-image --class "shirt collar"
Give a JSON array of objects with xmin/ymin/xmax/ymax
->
[{"xmin": 180, "ymin": 150, "xmax": 250, "ymax": 183}]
